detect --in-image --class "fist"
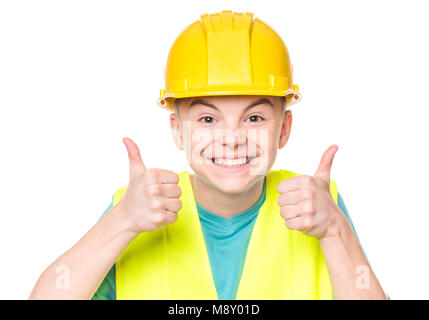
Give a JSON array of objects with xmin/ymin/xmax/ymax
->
[
  {"xmin": 277, "ymin": 145, "xmax": 343, "ymax": 239},
  {"xmin": 116, "ymin": 137, "xmax": 182, "ymax": 233}
]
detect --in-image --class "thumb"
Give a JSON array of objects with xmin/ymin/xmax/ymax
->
[
  {"xmin": 313, "ymin": 144, "xmax": 338, "ymax": 182},
  {"xmin": 123, "ymin": 137, "xmax": 147, "ymax": 181}
]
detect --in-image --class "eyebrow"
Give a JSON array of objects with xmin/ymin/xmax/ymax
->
[{"xmin": 188, "ymin": 97, "xmax": 274, "ymax": 113}]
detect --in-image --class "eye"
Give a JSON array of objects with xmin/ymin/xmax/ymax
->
[
  {"xmin": 247, "ymin": 115, "xmax": 264, "ymax": 122},
  {"xmin": 199, "ymin": 116, "xmax": 216, "ymax": 124}
]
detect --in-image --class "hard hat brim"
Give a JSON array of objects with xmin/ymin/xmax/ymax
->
[{"xmin": 158, "ymin": 89, "xmax": 302, "ymax": 112}]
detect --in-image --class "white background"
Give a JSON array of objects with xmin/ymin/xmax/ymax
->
[{"xmin": 1, "ymin": 0, "xmax": 428, "ymax": 299}]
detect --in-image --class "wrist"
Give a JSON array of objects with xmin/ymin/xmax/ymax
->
[
  {"xmin": 109, "ymin": 203, "xmax": 139, "ymax": 239},
  {"xmin": 318, "ymin": 207, "xmax": 350, "ymax": 245}
]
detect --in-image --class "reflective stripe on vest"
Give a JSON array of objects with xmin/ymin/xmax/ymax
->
[{"xmin": 112, "ymin": 169, "xmax": 338, "ymax": 299}]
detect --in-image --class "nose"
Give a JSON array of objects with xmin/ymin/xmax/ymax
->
[
  {"xmin": 222, "ymin": 128, "xmax": 247, "ymax": 148},
  {"xmin": 215, "ymin": 128, "xmax": 248, "ymax": 157}
]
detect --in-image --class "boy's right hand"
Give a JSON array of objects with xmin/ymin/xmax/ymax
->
[{"xmin": 116, "ymin": 137, "xmax": 182, "ymax": 234}]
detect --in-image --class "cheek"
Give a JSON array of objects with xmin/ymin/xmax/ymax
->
[
  {"xmin": 266, "ymin": 141, "xmax": 279, "ymax": 163},
  {"xmin": 267, "ymin": 121, "xmax": 285, "ymax": 150},
  {"xmin": 267, "ymin": 126, "xmax": 282, "ymax": 162},
  {"xmin": 251, "ymin": 127, "xmax": 279, "ymax": 164},
  {"xmin": 257, "ymin": 126, "xmax": 280, "ymax": 152},
  {"xmin": 183, "ymin": 126, "xmax": 215, "ymax": 164}
]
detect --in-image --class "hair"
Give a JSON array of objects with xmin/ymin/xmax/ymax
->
[
  {"xmin": 281, "ymin": 96, "xmax": 287, "ymax": 113},
  {"xmin": 173, "ymin": 99, "xmax": 180, "ymax": 117},
  {"xmin": 173, "ymin": 96, "xmax": 287, "ymax": 118}
]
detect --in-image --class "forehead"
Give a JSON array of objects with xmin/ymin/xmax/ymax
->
[{"xmin": 177, "ymin": 95, "xmax": 282, "ymax": 114}]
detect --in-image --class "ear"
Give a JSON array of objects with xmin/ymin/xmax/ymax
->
[
  {"xmin": 278, "ymin": 109, "xmax": 292, "ymax": 149},
  {"xmin": 170, "ymin": 112, "xmax": 184, "ymax": 150}
]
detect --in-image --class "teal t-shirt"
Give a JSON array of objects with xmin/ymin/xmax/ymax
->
[{"xmin": 92, "ymin": 177, "xmax": 361, "ymax": 300}]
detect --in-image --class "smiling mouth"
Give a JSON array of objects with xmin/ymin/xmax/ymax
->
[{"xmin": 204, "ymin": 156, "xmax": 257, "ymax": 168}]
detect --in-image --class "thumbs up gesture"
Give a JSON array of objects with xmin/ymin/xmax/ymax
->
[
  {"xmin": 277, "ymin": 145, "xmax": 344, "ymax": 239},
  {"xmin": 115, "ymin": 137, "xmax": 182, "ymax": 234}
]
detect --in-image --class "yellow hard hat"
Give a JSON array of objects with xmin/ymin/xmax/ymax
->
[{"xmin": 158, "ymin": 10, "xmax": 301, "ymax": 111}]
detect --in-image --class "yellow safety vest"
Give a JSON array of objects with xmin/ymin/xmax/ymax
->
[{"xmin": 112, "ymin": 169, "xmax": 338, "ymax": 300}]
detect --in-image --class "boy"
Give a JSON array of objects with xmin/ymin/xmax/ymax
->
[{"xmin": 30, "ymin": 10, "xmax": 387, "ymax": 300}]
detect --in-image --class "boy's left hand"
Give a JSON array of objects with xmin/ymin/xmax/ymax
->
[{"xmin": 277, "ymin": 145, "xmax": 345, "ymax": 240}]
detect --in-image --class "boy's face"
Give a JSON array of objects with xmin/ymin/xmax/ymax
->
[{"xmin": 170, "ymin": 95, "xmax": 292, "ymax": 193}]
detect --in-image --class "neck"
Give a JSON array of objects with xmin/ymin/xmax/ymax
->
[{"xmin": 189, "ymin": 174, "xmax": 265, "ymax": 219}]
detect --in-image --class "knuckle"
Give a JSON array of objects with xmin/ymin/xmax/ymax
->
[
  {"xmin": 152, "ymin": 213, "xmax": 166, "ymax": 225},
  {"xmin": 302, "ymin": 217, "xmax": 313, "ymax": 230},
  {"xmin": 146, "ymin": 168, "xmax": 159, "ymax": 180},
  {"xmin": 150, "ymin": 198, "xmax": 163, "ymax": 210},
  {"xmin": 300, "ymin": 175, "xmax": 313, "ymax": 185},
  {"xmin": 301, "ymin": 188, "xmax": 313, "ymax": 201},
  {"xmin": 303, "ymin": 201, "xmax": 315, "ymax": 215},
  {"xmin": 147, "ymin": 183, "xmax": 161, "ymax": 196}
]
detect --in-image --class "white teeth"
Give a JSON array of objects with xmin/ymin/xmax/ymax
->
[{"xmin": 213, "ymin": 158, "xmax": 248, "ymax": 167}]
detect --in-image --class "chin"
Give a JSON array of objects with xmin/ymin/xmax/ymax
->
[
  {"xmin": 199, "ymin": 169, "xmax": 263, "ymax": 194},
  {"xmin": 210, "ymin": 175, "xmax": 255, "ymax": 194}
]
